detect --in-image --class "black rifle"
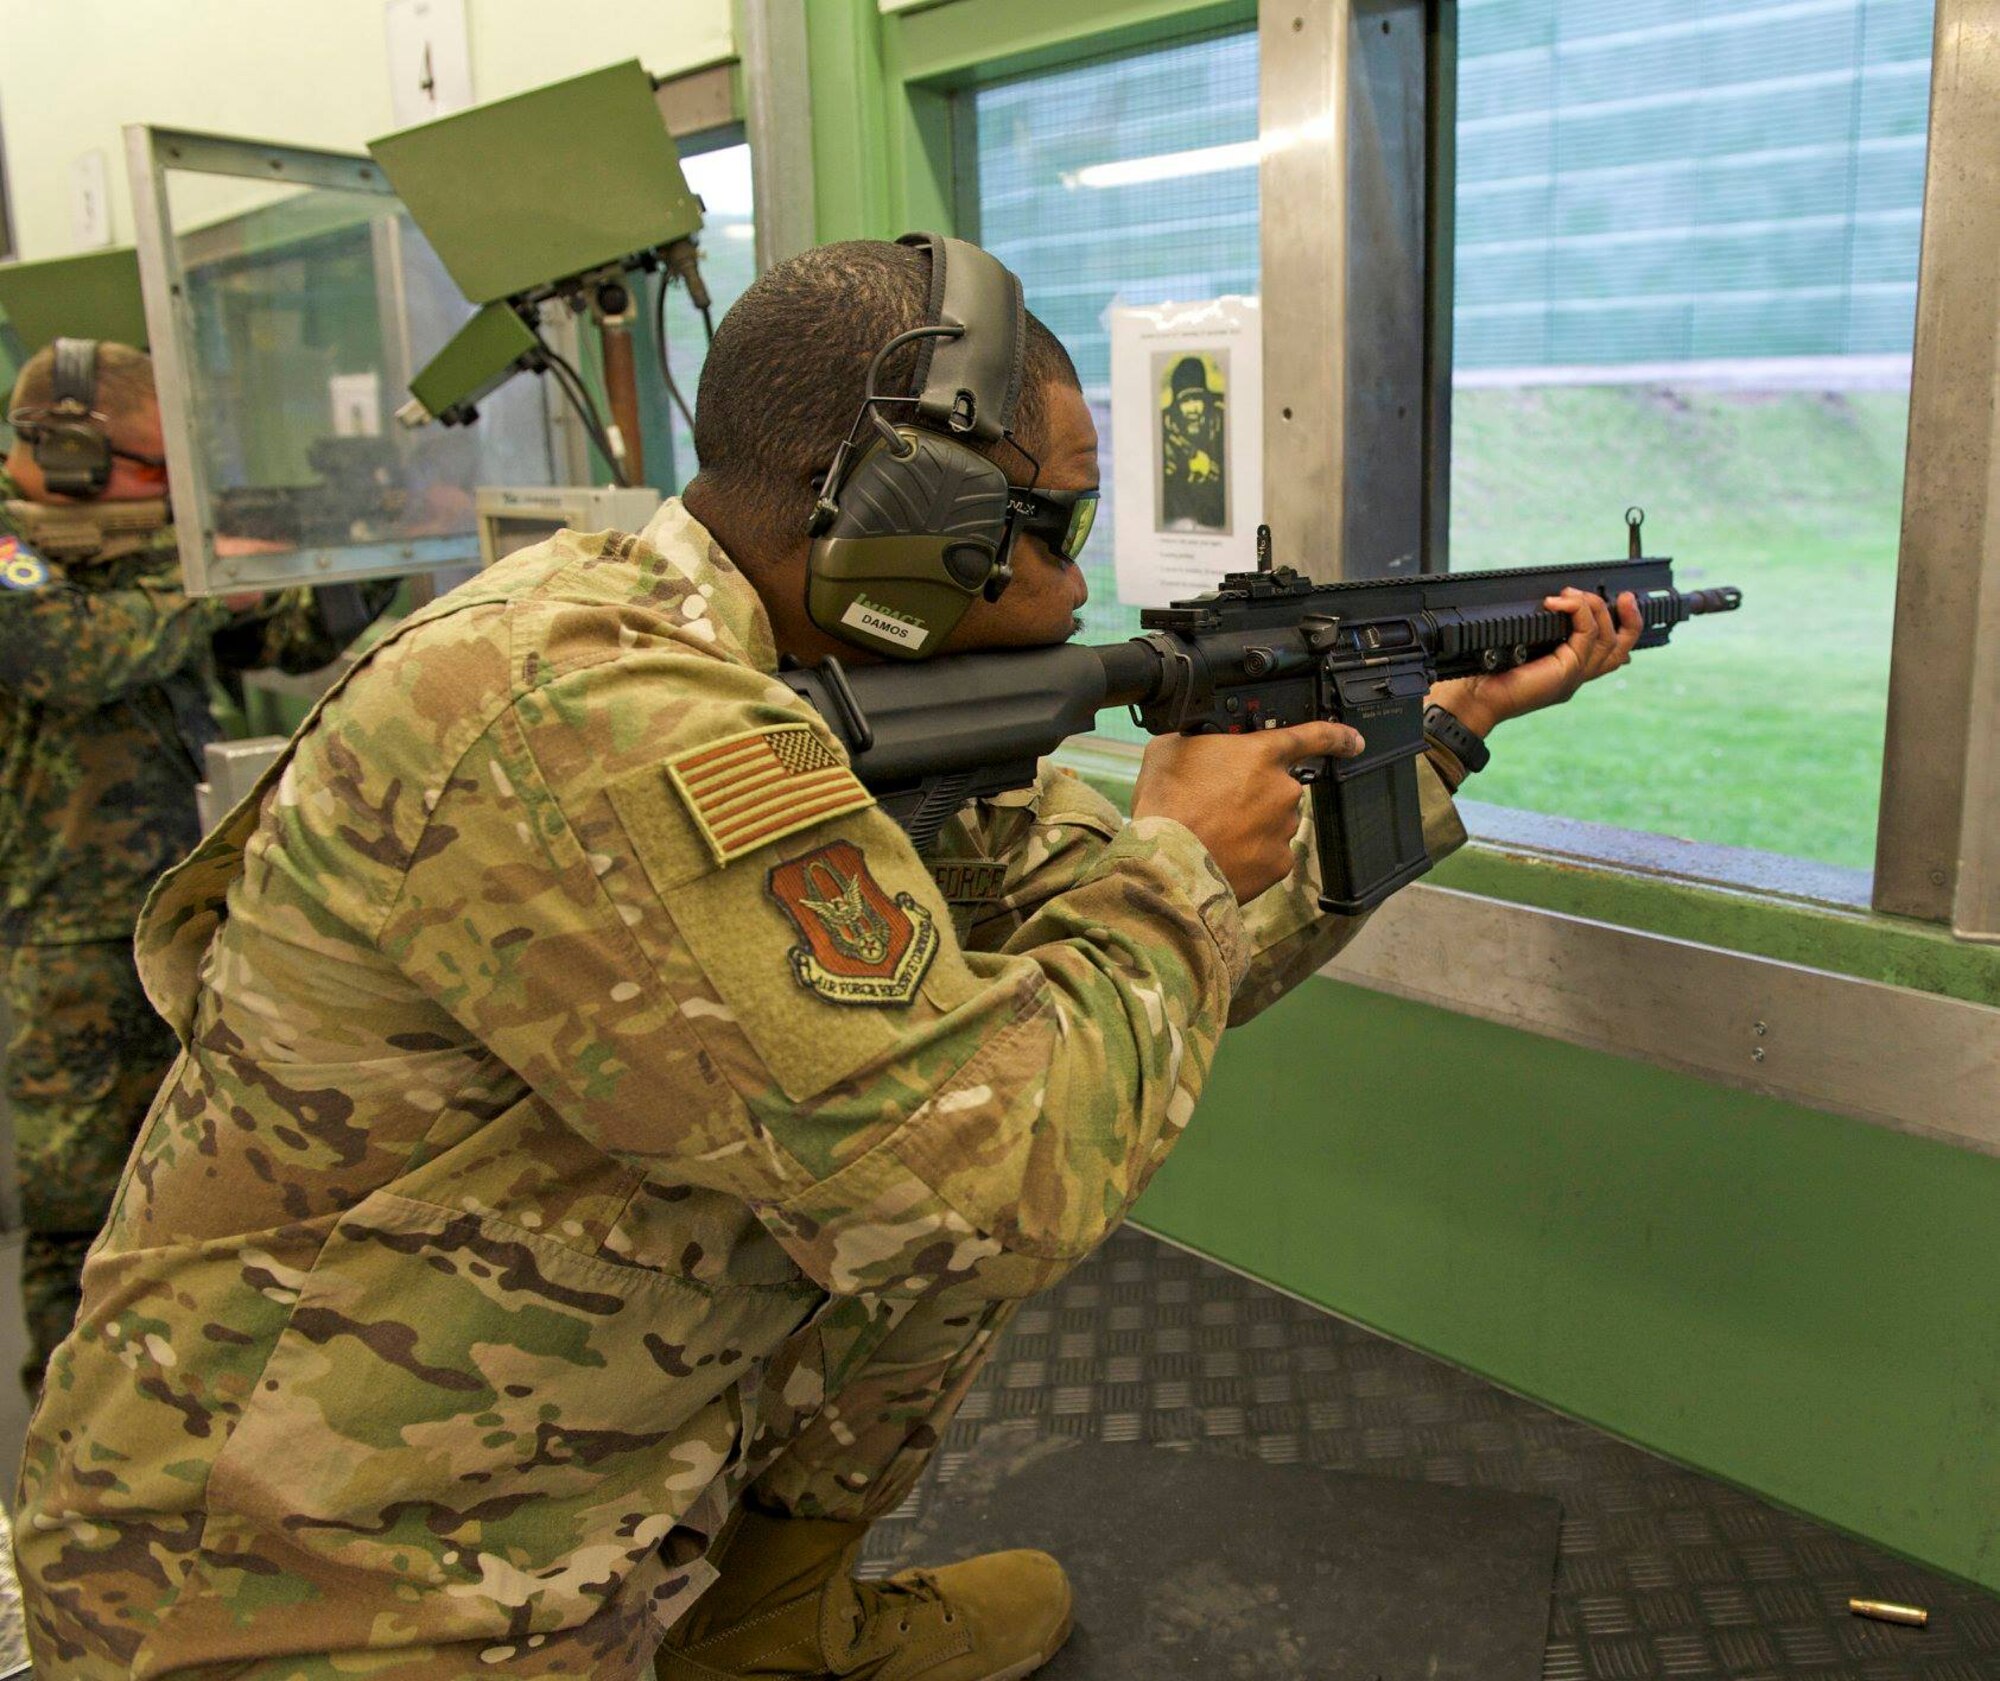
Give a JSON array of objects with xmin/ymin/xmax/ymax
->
[{"xmin": 782, "ymin": 532, "xmax": 1741, "ymax": 913}]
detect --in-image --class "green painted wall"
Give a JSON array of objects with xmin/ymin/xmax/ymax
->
[
  {"xmin": 1134, "ymin": 978, "xmax": 2000, "ymax": 1593},
  {"xmin": 805, "ymin": 0, "xmax": 899, "ymax": 242}
]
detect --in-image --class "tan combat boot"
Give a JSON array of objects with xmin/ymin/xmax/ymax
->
[{"xmin": 656, "ymin": 1507, "xmax": 1073, "ymax": 1681}]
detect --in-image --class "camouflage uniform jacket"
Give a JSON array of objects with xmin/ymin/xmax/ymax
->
[
  {"xmin": 0, "ymin": 484, "xmax": 355, "ymax": 944},
  {"xmin": 16, "ymin": 503, "xmax": 1465, "ymax": 1678}
]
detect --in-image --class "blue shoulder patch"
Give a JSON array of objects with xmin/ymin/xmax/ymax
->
[{"xmin": 0, "ymin": 535, "xmax": 52, "ymax": 592}]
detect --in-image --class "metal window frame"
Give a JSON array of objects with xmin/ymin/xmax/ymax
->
[
  {"xmin": 1251, "ymin": 0, "xmax": 1999, "ymax": 1113},
  {"xmin": 1958, "ymin": 310, "xmax": 2000, "ymax": 941},
  {"xmin": 0, "ymin": 91, "xmax": 16, "ymax": 263},
  {"xmin": 741, "ymin": 0, "xmax": 817, "ymax": 270},
  {"xmin": 1873, "ymin": 0, "xmax": 2000, "ymax": 937},
  {"xmin": 1263, "ymin": 0, "xmax": 2000, "ymax": 940},
  {"xmin": 1326, "ymin": 883, "xmax": 2000, "ymax": 1153},
  {"xmin": 1260, "ymin": 0, "xmax": 1454, "ymax": 582},
  {"xmin": 125, "ymin": 123, "xmax": 486, "ymax": 595}
]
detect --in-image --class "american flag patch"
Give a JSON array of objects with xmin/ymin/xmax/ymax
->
[{"xmin": 666, "ymin": 723, "xmax": 874, "ymax": 866}]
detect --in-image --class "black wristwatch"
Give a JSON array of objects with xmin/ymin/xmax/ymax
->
[{"xmin": 1423, "ymin": 704, "xmax": 1491, "ymax": 774}]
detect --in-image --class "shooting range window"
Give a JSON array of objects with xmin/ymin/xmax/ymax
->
[
  {"xmin": 969, "ymin": 27, "xmax": 1260, "ymax": 729},
  {"xmin": 656, "ymin": 138, "xmax": 753, "ymax": 492},
  {"xmin": 1449, "ymin": 0, "xmax": 1932, "ymax": 877},
  {"xmin": 966, "ymin": 2, "xmax": 1933, "ymax": 876}
]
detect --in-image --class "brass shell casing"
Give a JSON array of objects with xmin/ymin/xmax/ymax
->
[{"xmin": 1849, "ymin": 1599, "xmax": 1929, "ymax": 1627}]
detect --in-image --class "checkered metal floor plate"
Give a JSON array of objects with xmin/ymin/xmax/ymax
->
[{"xmin": 861, "ymin": 1227, "xmax": 2000, "ymax": 1680}]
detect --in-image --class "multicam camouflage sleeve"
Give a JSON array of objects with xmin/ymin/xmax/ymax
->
[
  {"xmin": 923, "ymin": 753, "xmax": 1469, "ymax": 1028},
  {"xmin": 387, "ymin": 642, "xmax": 1255, "ymax": 1307}
]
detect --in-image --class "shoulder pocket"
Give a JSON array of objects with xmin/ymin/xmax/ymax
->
[{"xmin": 608, "ymin": 768, "xmax": 979, "ymax": 1104}]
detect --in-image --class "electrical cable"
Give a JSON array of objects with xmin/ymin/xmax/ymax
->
[
  {"xmin": 539, "ymin": 339, "xmax": 605, "ymax": 440},
  {"xmin": 536, "ymin": 334, "xmax": 631, "ymax": 489},
  {"xmin": 552, "ymin": 358, "xmax": 630, "ymax": 488},
  {"xmin": 653, "ymin": 272, "xmax": 698, "ymax": 434}
]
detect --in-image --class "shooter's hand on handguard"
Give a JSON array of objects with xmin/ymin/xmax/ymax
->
[{"xmin": 1427, "ymin": 587, "xmax": 1644, "ymax": 738}]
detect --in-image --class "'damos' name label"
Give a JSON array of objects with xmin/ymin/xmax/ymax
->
[{"xmin": 840, "ymin": 596, "xmax": 929, "ymax": 650}]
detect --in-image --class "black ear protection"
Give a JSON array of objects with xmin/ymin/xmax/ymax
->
[
  {"xmin": 804, "ymin": 233, "xmax": 1030, "ymax": 661},
  {"xmin": 26, "ymin": 339, "xmax": 114, "ymax": 498},
  {"xmin": 6, "ymin": 338, "xmax": 167, "ymax": 500}
]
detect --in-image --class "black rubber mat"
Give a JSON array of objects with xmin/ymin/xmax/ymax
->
[
  {"xmin": 862, "ymin": 1228, "xmax": 2000, "ymax": 1680},
  {"xmin": 880, "ymin": 1431, "xmax": 1561, "ymax": 1678}
]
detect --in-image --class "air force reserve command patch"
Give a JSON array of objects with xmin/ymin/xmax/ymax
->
[
  {"xmin": 0, "ymin": 535, "xmax": 52, "ymax": 591},
  {"xmin": 666, "ymin": 722, "xmax": 874, "ymax": 866},
  {"xmin": 769, "ymin": 840, "xmax": 938, "ymax": 1006}
]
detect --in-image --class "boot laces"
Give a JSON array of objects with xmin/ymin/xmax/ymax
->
[{"xmin": 853, "ymin": 1569, "xmax": 956, "ymax": 1638}]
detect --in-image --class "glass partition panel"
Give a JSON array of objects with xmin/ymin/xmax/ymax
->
[
  {"xmin": 134, "ymin": 130, "xmax": 556, "ymax": 595},
  {"xmin": 972, "ymin": 30, "xmax": 1259, "ymax": 744}
]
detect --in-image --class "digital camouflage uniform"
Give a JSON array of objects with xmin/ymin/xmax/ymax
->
[
  {"xmin": 16, "ymin": 502, "xmax": 1465, "ymax": 1679},
  {"xmin": 0, "ymin": 483, "xmax": 358, "ymax": 1382}
]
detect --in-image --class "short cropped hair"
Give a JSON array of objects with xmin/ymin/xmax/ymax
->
[
  {"xmin": 9, "ymin": 341, "xmax": 156, "ymax": 429},
  {"xmin": 691, "ymin": 240, "xmax": 1078, "ymax": 549}
]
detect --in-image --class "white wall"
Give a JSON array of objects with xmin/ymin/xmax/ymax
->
[{"xmin": 0, "ymin": 0, "xmax": 734, "ymax": 261}]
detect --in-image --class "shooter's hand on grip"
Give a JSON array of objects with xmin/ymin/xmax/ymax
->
[
  {"xmin": 1427, "ymin": 587, "xmax": 1643, "ymax": 738},
  {"xmin": 1133, "ymin": 720, "xmax": 1366, "ymax": 903}
]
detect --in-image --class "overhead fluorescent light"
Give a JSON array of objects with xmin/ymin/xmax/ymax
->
[{"xmin": 1062, "ymin": 139, "xmax": 1261, "ymax": 191}]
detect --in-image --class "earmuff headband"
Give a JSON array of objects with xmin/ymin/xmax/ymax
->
[
  {"xmin": 51, "ymin": 338, "xmax": 101, "ymax": 416},
  {"xmin": 895, "ymin": 233, "xmax": 1026, "ymax": 444}
]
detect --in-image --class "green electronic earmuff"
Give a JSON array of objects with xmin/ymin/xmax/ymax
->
[{"xmin": 805, "ymin": 233, "xmax": 1029, "ymax": 661}]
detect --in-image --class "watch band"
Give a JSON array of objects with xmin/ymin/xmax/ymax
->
[{"xmin": 1424, "ymin": 704, "xmax": 1491, "ymax": 774}]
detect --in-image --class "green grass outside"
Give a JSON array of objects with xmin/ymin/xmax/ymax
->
[{"xmin": 1447, "ymin": 386, "xmax": 1906, "ymax": 872}]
